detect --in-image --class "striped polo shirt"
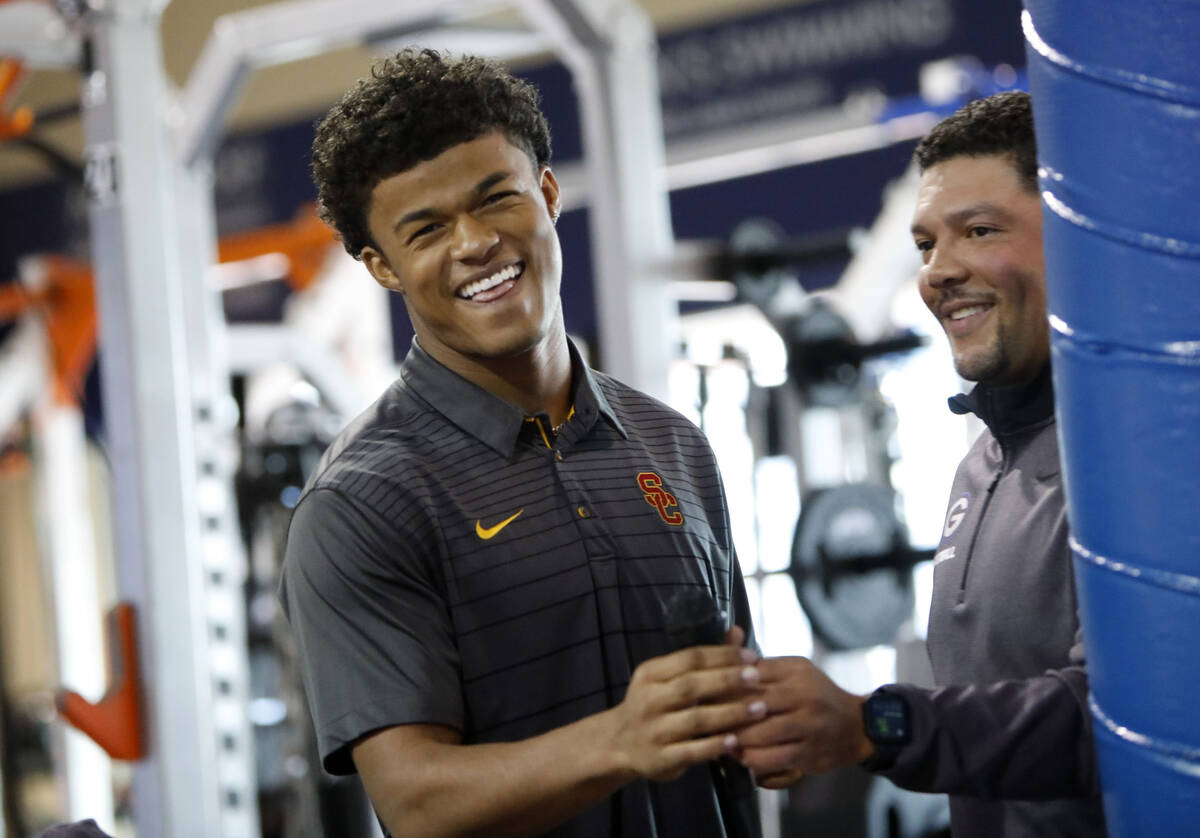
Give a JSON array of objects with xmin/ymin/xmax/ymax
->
[{"xmin": 281, "ymin": 338, "xmax": 756, "ymax": 837}]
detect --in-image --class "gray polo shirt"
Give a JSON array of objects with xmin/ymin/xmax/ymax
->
[{"xmin": 280, "ymin": 339, "xmax": 756, "ymax": 837}]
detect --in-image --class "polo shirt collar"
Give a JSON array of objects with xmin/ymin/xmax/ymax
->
[{"xmin": 398, "ymin": 338, "xmax": 627, "ymax": 457}]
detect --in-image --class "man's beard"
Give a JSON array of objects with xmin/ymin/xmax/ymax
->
[{"xmin": 952, "ymin": 324, "xmax": 1011, "ymax": 383}]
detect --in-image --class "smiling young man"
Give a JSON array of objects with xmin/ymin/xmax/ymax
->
[
  {"xmin": 730, "ymin": 92, "xmax": 1108, "ymax": 837},
  {"xmin": 279, "ymin": 49, "xmax": 763, "ymax": 838}
]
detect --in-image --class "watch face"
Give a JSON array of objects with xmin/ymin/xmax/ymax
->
[{"xmin": 866, "ymin": 693, "xmax": 910, "ymax": 744}]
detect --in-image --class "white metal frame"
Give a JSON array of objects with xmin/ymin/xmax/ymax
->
[
  {"xmin": 80, "ymin": 0, "xmax": 268, "ymax": 831},
  {"xmin": 31, "ymin": 390, "xmax": 115, "ymax": 832},
  {"xmin": 515, "ymin": 0, "xmax": 679, "ymax": 398},
  {"xmin": 0, "ymin": 267, "xmax": 114, "ymax": 832}
]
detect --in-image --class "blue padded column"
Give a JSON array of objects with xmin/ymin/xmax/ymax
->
[{"xmin": 1022, "ymin": 2, "xmax": 1200, "ymax": 834}]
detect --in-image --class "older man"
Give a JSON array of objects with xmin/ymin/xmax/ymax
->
[{"xmin": 736, "ymin": 92, "xmax": 1107, "ymax": 838}]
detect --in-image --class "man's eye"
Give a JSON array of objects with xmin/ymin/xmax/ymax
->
[
  {"xmin": 914, "ymin": 239, "xmax": 933, "ymax": 253},
  {"xmin": 409, "ymin": 223, "xmax": 440, "ymax": 243},
  {"xmin": 968, "ymin": 226, "xmax": 993, "ymax": 238},
  {"xmin": 483, "ymin": 190, "xmax": 518, "ymax": 205}
]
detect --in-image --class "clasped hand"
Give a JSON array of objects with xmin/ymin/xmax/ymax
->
[
  {"xmin": 606, "ymin": 626, "xmax": 766, "ymax": 783},
  {"xmin": 610, "ymin": 639, "xmax": 873, "ymax": 790},
  {"xmin": 733, "ymin": 656, "xmax": 874, "ymax": 789}
]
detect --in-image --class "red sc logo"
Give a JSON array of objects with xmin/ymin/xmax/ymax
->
[{"xmin": 637, "ymin": 472, "xmax": 684, "ymax": 526}]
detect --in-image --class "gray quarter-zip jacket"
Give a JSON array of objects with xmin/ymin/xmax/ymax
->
[{"xmin": 876, "ymin": 364, "xmax": 1107, "ymax": 837}]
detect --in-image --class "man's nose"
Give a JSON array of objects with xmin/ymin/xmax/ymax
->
[
  {"xmin": 921, "ymin": 244, "xmax": 968, "ymax": 290},
  {"xmin": 451, "ymin": 214, "xmax": 500, "ymax": 262}
]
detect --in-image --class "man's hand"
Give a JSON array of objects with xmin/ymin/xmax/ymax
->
[
  {"xmin": 353, "ymin": 629, "xmax": 767, "ymax": 838},
  {"xmin": 605, "ymin": 636, "xmax": 767, "ymax": 782},
  {"xmin": 733, "ymin": 657, "xmax": 875, "ymax": 786}
]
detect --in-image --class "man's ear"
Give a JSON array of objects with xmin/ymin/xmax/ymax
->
[
  {"xmin": 362, "ymin": 246, "xmax": 403, "ymax": 294},
  {"xmin": 539, "ymin": 166, "xmax": 561, "ymax": 222}
]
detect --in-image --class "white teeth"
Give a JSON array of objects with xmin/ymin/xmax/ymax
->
[
  {"xmin": 949, "ymin": 304, "xmax": 988, "ymax": 321},
  {"xmin": 459, "ymin": 264, "xmax": 520, "ymax": 299}
]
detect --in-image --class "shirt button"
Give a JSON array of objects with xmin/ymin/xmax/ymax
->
[
  {"xmin": 555, "ymin": 450, "xmax": 563, "ymax": 461},
  {"xmin": 577, "ymin": 506, "xmax": 591, "ymax": 518}
]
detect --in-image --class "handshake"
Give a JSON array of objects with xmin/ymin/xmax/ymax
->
[{"xmin": 606, "ymin": 623, "xmax": 878, "ymax": 790}]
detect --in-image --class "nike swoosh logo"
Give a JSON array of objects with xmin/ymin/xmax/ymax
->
[{"xmin": 475, "ymin": 509, "xmax": 524, "ymax": 540}]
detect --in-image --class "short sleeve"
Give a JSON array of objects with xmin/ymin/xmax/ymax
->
[{"xmin": 279, "ymin": 487, "xmax": 463, "ymax": 774}]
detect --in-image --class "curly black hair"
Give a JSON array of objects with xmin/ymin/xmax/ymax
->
[
  {"xmin": 913, "ymin": 91, "xmax": 1037, "ymax": 193},
  {"xmin": 311, "ymin": 48, "xmax": 553, "ymax": 259}
]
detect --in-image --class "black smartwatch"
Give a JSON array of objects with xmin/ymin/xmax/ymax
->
[{"xmin": 860, "ymin": 687, "xmax": 911, "ymax": 771}]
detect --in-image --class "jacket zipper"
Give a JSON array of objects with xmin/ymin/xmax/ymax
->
[{"xmin": 956, "ymin": 462, "xmax": 1004, "ymax": 603}]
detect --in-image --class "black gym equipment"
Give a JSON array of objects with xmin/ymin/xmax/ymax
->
[{"xmin": 789, "ymin": 483, "xmax": 933, "ymax": 651}]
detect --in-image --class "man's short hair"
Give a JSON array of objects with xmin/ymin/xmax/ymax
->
[
  {"xmin": 311, "ymin": 48, "xmax": 553, "ymax": 259},
  {"xmin": 913, "ymin": 90, "xmax": 1037, "ymax": 193}
]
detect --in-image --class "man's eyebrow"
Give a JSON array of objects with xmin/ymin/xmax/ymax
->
[
  {"xmin": 946, "ymin": 202, "xmax": 1013, "ymax": 225},
  {"xmin": 473, "ymin": 170, "xmax": 511, "ymax": 196},
  {"xmin": 393, "ymin": 170, "xmax": 513, "ymax": 232},
  {"xmin": 911, "ymin": 202, "xmax": 1013, "ymax": 236},
  {"xmin": 395, "ymin": 206, "xmax": 436, "ymax": 232}
]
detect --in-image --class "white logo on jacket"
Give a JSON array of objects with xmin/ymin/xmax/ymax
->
[{"xmin": 942, "ymin": 494, "xmax": 969, "ymax": 539}]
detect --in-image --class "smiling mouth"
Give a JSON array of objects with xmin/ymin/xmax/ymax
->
[
  {"xmin": 948, "ymin": 304, "xmax": 990, "ymax": 321},
  {"xmin": 458, "ymin": 263, "xmax": 523, "ymax": 300}
]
